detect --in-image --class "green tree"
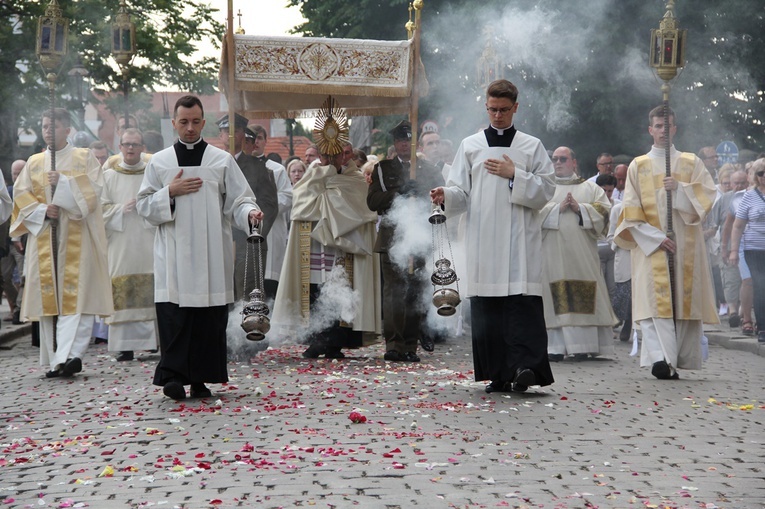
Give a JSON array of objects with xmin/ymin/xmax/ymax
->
[
  {"xmin": 288, "ymin": 0, "xmax": 765, "ymax": 172},
  {"xmin": 0, "ymin": 0, "xmax": 223, "ymax": 175}
]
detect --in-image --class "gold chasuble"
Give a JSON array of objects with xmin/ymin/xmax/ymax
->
[
  {"xmin": 614, "ymin": 148, "xmax": 718, "ymax": 324},
  {"xmin": 10, "ymin": 144, "xmax": 113, "ymax": 320}
]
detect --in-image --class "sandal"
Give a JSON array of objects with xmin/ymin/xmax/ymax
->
[{"xmin": 742, "ymin": 321, "xmax": 754, "ymax": 335}]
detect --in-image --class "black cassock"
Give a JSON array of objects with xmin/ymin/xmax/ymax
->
[
  {"xmin": 469, "ymin": 126, "xmax": 554, "ymax": 388},
  {"xmin": 153, "ymin": 139, "xmax": 229, "ymax": 387}
]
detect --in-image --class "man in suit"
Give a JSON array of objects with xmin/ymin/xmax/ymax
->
[
  {"xmin": 217, "ymin": 114, "xmax": 280, "ymax": 301},
  {"xmin": 367, "ymin": 120, "xmax": 444, "ymax": 362}
]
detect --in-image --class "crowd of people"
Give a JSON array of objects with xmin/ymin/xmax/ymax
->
[{"xmin": 3, "ymin": 79, "xmax": 761, "ymax": 399}]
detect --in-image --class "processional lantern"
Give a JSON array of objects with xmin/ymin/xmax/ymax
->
[
  {"xmin": 649, "ymin": 0, "xmax": 687, "ymax": 323},
  {"xmin": 240, "ymin": 225, "xmax": 270, "ymax": 341},
  {"xmin": 112, "ymin": 0, "xmax": 136, "ymax": 127},
  {"xmin": 429, "ymin": 208, "xmax": 460, "ymax": 316}
]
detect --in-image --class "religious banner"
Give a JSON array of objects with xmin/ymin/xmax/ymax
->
[{"xmin": 220, "ymin": 35, "xmax": 428, "ymax": 118}]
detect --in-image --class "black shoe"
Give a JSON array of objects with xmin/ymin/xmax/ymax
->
[
  {"xmin": 116, "ymin": 351, "xmax": 134, "ymax": 362},
  {"xmin": 651, "ymin": 360, "xmax": 676, "ymax": 380},
  {"xmin": 485, "ymin": 380, "xmax": 510, "ymax": 393},
  {"xmin": 758, "ymin": 332, "xmax": 765, "ymax": 343},
  {"xmin": 619, "ymin": 329, "xmax": 632, "ymax": 342},
  {"xmin": 62, "ymin": 357, "xmax": 82, "ymax": 376},
  {"xmin": 512, "ymin": 368, "xmax": 535, "ymax": 392},
  {"xmin": 94, "ymin": 337, "xmax": 108, "ymax": 345},
  {"xmin": 419, "ymin": 336, "xmax": 435, "ymax": 352},
  {"xmin": 384, "ymin": 350, "xmax": 404, "ymax": 362},
  {"xmin": 403, "ymin": 351, "xmax": 421, "ymax": 362},
  {"xmin": 11, "ymin": 310, "xmax": 21, "ymax": 325},
  {"xmin": 728, "ymin": 313, "xmax": 741, "ymax": 328},
  {"xmin": 45, "ymin": 368, "xmax": 63, "ymax": 378},
  {"xmin": 163, "ymin": 381, "xmax": 186, "ymax": 400},
  {"xmin": 548, "ymin": 354, "xmax": 564, "ymax": 362},
  {"xmin": 302, "ymin": 344, "xmax": 327, "ymax": 359},
  {"xmin": 325, "ymin": 348, "xmax": 346, "ymax": 359},
  {"xmin": 573, "ymin": 353, "xmax": 589, "ymax": 361},
  {"xmin": 190, "ymin": 383, "xmax": 212, "ymax": 398}
]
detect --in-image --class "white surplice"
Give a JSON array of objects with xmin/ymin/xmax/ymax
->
[
  {"xmin": 136, "ymin": 144, "xmax": 259, "ymax": 307},
  {"xmin": 265, "ymin": 162, "xmax": 292, "ymax": 281},
  {"xmin": 442, "ymin": 130, "xmax": 555, "ymax": 297}
]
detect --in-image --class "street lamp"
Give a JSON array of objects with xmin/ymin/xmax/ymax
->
[
  {"xmin": 649, "ymin": 0, "xmax": 687, "ymax": 323},
  {"xmin": 67, "ymin": 57, "xmax": 90, "ymax": 132},
  {"xmin": 36, "ymin": 0, "xmax": 69, "ymax": 351},
  {"xmin": 112, "ymin": 0, "xmax": 136, "ymax": 129}
]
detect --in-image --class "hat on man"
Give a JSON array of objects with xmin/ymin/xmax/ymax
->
[
  {"xmin": 390, "ymin": 120, "xmax": 412, "ymax": 141},
  {"xmin": 216, "ymin": 113, "xmax": 249, "ymax": 130},
  {"xmin": 244, "ymin": 127, "xmax": 256, "ymax": 140}
]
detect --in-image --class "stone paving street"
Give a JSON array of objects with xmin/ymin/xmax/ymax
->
[{"xmin": 0, "ymin": 323, "xmax": 763, "ymax": 509}]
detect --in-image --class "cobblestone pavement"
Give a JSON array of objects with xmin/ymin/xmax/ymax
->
[{"xmin": 0, "ymin": 328, "xmax": 763, "ymax": 509}]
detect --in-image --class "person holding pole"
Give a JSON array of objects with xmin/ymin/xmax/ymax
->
[
  {"xmin": 614, "ymin": 105, "xmax": 718, "ymax": 380},
  {"xmin": 11, "ymin": 107, "xmax": 113, "ymax": 378}
]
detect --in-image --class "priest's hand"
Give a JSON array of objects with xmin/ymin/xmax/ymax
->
[
  {"xmin": 659, "ymin": 236, "xmax": 676, "ymax": 254},
  {"xmin": 46, "ymin": 204, "xmax": 59, "ymax": 219},
  {"xmin": 248, "ymin": 209, "xmax": 264, "ymax": 225},
  {"xmin": 561, "ymin": 193, "xmax": 580, "ymax": 213},
  {"xmin": 663, "ymin": 176, "xmax": 678, "ymax": 191},
  {"xmin": 124, "ymin": 199, "xmax": 136, "ymax": 213},
  {"xmin": 47, "ymin": 171, "xmax": 60, "ymax": 186},
  {"xmin": 168, "ymin": 169, "xmax": 203, "ymax": 198},
  {"xmin": 485, "ymin": 155, "xmax": 516, "ymax": 180},
  {"xmin": 430, "ymin": 187, "xmax": 445, "ymax": 206}
]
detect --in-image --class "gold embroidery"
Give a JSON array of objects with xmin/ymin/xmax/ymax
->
[
  {"xmin": 112, "ymin": 274, "xmax": 155, "ymax": 311},
  {"xmin": 550, "ymin": 280, "xmax": 597, "ymax": 315},
  {"xmin": 299, "ymin": 220, "xmax": 312, "ymax": 326}
]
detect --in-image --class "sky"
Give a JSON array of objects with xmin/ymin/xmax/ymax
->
[{"xmin": 198, "ymin": 0, "xmax": 306, "ymax": 59}]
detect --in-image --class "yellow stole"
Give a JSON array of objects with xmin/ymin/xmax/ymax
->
[
  {"xmin": 14, "ymin": 149, "xmax": 93, "ymax": 315},
  {"xmin": 631, "ymin": 153, "xmax": 696, "ymax": 318}
]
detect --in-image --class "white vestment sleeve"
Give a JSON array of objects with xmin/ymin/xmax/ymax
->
[
  {"xmin": 22, "ymin": 205, "xmax": 49, "ymax": 237},
  {"xmin": 630, "ymin": 222, "xmax": 667, "ymax": 257},
  {"xmin": 136, "ymin": 162, "xmax": 175, "ymax": 227},
  {"xmin": 0, "ymin": 185, "xmax": 11, "ymax": 223}
]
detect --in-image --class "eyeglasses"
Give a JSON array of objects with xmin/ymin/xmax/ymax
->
[
  {"xmin": 756, "ymin": 171, "xmax": 765, "ymax": 177},
  {"xmin": 487, "ymin": 107, "xmax": 513, "ymax": 115},
  {"xmin": 120, "ymin": 142, "xmax": 143, "ymax": 149},
  {"xmin": 551, "ymin": 156, "xmax": 569, "ymax": 163}
]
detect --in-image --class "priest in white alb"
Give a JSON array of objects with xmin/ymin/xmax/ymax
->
[
  {"xmin": 101, "ymin": 128, "xmax": 157, "ymax": 362},
  {"xmin": 614, "ymin": 106, "xmax": 718, "ymax": 380},
  {"xmin": 541, "ymin": 146, "xmax": 617, "ymax": 361},
  {"xmin": 137, "ymin": 96, "xmax": 263, "ymax": 401},
  {"xmin": 11, "ymin": 107, "xmax": 113, "ymax": 378}
]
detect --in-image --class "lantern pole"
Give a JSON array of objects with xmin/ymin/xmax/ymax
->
[
  {"xmin": 112, "ymin": 0, "xmax": 136, "ymax": 130},
  {"xmin": 649, "ymin": 0, "xmax": 687, "ymax": 324},
  {"xmin": 36, "ymin": 0, "xmax": 69, "ymax": 351}
]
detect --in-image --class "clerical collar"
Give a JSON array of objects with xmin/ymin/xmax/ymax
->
[
  {"xmin": 254, "ymin": 154, "xmax": 267, "ymax": 161},
  {"xmin": 178, "ymin": 136, "xmax": 204, "ymax": 150},
  {"xmin": 47, "ymin": 142, "xmax": 72, "ymax": 154},
  {"xmin": 555, "ymin": 174, "xmax": 583, "ymax": 185},
  {"xmin": 116, "ymin": 159, "xmax": 147, "ymax": 174},
  {"xmin": 490, "ymin": 124, "xmax": 514, "ymax": 136}
]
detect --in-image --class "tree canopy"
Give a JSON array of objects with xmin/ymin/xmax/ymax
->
[
  {"xmin": 289, "ymin": 0, "xmax": 765, "ymax": 173},
  {"xmin": 0, "ymin": 0, "xmax": 223, "ymax": 173}
]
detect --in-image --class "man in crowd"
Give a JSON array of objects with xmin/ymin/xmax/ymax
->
[
  {"xmin": 272, "ymin": 104, "xmax": 381, "ymax": 359},
  {"xmin": 541, "ymin": 146, "xmax": 616, "ymax": 361},
  {"xmin": 88, "ymin": 141, "xmax": 109, "ymax": 167},
  {"xmin": 587, "ymin": 152, "xmax": 615, "ymax": 183},
  {"xmin": 137, "ymin": 95, "xmax": 263, "ymax": 400},
  {"xmin": 11, "ymin": 107, "xmax": 113, "ymax": 378},
  {"xmin": 698, "ymin": 146, "xmax": 719, "ymax": 183},
  {"xmin": 613, "ymin": 163, "xmax": 628, "ymax": 201},
  {"xmin": 248, "ymin": 124, "xmax": 292, "ymax": 301},
  {"xmin": 304, "ymin": 144, "xmax": 320, "ymax": 167},
  {"xmin": 430, "ymin": 79, "xmax": 555, "ymax": 393},
  {"xmin": 216, "ymin": 114, "xmax": 279, "ymax": 302},
  {"xmin": 367, "ymin": 120, "xmax": 444, "ymax": 362},
  {"xmin": 615, "ymin": 106, "xmax": 718, "ymax": 380},
  {"xmin": 101, "ymin": 128, "xmax": 158, "ymax": 362}
]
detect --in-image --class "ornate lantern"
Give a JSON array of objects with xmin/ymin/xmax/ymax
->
[
  {"xmin": 112, "ymin": 0, "xmax": 136, "ymax": 127},
  {"xmin": 649, "ymin": 0, "xmax": 687, "ymax": 82},
  {"xmin": 36, "ymin": 0, "xmax": 69, "ymax": 73},
  {"xmin": 240, "ymin": 225, "xmax": 270, "ymax": 341},
  {"xmin": 429, "ymin": 207, "xmax": 460, "ymax": 316}
]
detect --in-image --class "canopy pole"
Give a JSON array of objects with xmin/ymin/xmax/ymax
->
[
  {"xmin": 227, "ymin": 0, "xmax": 236, "ymax": 154},
  {"xmin": 408, "ymin": 0, "xmax": 423, "ymax": 179}
]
